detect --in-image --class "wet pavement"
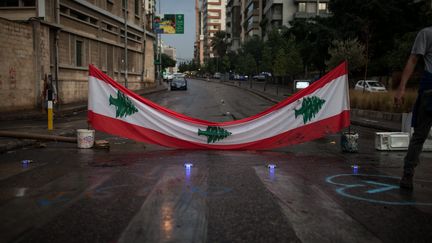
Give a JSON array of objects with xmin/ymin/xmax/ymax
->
[{"xmin": 0, "ymin": 79, "xmax": 432, "ymax": 242}]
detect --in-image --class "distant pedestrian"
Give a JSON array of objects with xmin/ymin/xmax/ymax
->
[{"xmin": 394, "ymin": 26, "xmax": 432, "ymax": 190}]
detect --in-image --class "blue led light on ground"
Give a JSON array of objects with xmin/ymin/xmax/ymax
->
[
  {"xmin": 267, "ymin": 164, "xmax": 276, "ymax": 181},
  {"xmin": 267, "ymin": 164, "xmax": 277, "ymax": 169},
  {"xmin": 184, "ymin": 163, "xmax": 193, "ymax": 169},
  {"xmin": 351, "ymin": 165, "xmax": 359, "ymax": 174}
]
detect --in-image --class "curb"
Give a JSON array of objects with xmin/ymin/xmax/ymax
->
[
  {"xmin": 350, "ymin": 120, "xmax": 399, "ymax": 132},
  {"xmin": 0, "ymin": 130, "xmax": 76, "ymax": 154}
]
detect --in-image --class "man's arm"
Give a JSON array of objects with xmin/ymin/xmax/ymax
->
[{"xmin": 394, "ymin": 54, "xmax": 419, "ymax": 106}]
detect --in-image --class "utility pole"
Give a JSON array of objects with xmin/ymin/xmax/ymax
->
[
  {"xmin": 157, "ymin": 0, "xmax": 162, "ymax": 85},
  {"xmin": 124, "ymin": 0, "xmax": 129, "ymax": 88}
]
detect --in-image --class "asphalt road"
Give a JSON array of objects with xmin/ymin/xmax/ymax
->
[{"xmin": 0, "ymin": 78, "xmax": 432, "ymax": 243}]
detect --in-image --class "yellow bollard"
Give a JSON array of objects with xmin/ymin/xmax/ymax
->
[{"xmin": 48, "ymin": 100, "xmax": 53, "ymax": 130}]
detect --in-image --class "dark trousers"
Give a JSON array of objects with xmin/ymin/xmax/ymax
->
[{"xmin": 404, "ymin": 90, "xmax": 432, "ymax": 174}]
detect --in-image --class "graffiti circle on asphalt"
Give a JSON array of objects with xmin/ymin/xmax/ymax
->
[{"xmin": 326, "ymin": 174, "xmax": 432, "ymax": 206}]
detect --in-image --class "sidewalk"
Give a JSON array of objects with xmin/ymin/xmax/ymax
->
[{"xmin": 0, "ymin": 84, "xmax": 168, "ymax": 153}]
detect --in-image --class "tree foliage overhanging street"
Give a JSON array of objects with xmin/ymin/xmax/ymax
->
[{"xmin": 182, "ymin": 0, "xmax": 431, "ymax": 86}]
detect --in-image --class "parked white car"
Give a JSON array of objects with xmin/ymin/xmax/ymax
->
[{"xmin": 354, "ymin": 80, "xmax": 387, "ymax": 92}]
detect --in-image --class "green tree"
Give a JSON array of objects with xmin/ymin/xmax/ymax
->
[
  {"xmin": 221, "ymin": 55, "xmax": 230, "ymax": 73},
  {"xmin": 244, "ymin": 53, "xmax": 257, "ymax": 78},
  {"xmin": 242, "ymin": 36, "xmax": 264, "ymax": 73},
  {"xmin": 328, "ymin": 0, "xmax": 430, "ymax": 75},
  {"xmin": 384, "ymin": 31, "xmax": 418, "ymax": 71},
  {"xmin": 211, "ymin": 31, "xmax": 228, "ymax": 58},
  {"xmin": 285, "ymin": 37, "xmax": 303, "ymax": 80},
  {"xmin": 261, "ymin": 45, "xmax": 273, "ymax": 74},
  {"xmin": 326, "ymin": 38, "xmax": 366, "ymax": 73},
  {"xmin": 160, "ymin": 53, "xmax": 176, "ymax": 71},
  {"xmin": 288, "ymin": 19, "xmax": 334, "ymax": 75},
  {"xmin": 273, "ymin": 48, "xmax": 288, "ymax": 79},
  {"xmin": 235, "ymin": 54, "xmax": 247, "ymax": 75}
]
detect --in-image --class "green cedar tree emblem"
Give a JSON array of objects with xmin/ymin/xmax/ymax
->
[
  {"xmin": 294, "ymin": 96, "xmax": 326, "ymax": 124},
  {"xmin": 198, "ymin": 126, "xmax": 232, "ymax": 144},
  {"xmin": 109, "ymin": 90, "xmax": 138, "ymax": 118}
]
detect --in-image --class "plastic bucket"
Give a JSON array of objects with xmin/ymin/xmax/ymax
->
[{"xmin": 77, "ymin": 129, "xmax": 95, "ymax": 148}]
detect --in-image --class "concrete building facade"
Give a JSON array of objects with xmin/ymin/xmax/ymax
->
[
  {"xmin": 0, "ymin": 0, "xmax": 156, "ymax": 112},
  {"xmin": 202, "ymin": 0, "xmax": 226, "ymax": 60},
  {"xmin": 241, "ymin": 0, "xmax": 261, "ymax": 42},
  {"xmin": 194, "ymin": 0, "xmax": 205, "ymax": 65},
  {"xmin": 261, "ymin": 0, "xmax": 330, "ymax": 40},
  {"xmin": 226, "ymin": 0, "xmax": 241, "ymax": 51},
  {"xmin": 225, "ymin": 0, "xmax": 331, "ymax": 49}
]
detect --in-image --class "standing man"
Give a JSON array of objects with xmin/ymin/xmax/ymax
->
[{"xmin": 395, "ymin": 26, "xmax": 432, "ymax": 190}]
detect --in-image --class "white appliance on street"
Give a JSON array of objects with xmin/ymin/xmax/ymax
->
[
  {"xmin": 374, "ymin": 113, "xmax": 432, "ymax": 151},
  {"xmin": 375, "ymin": 132, "xmax": 410, "ymax": 151}
]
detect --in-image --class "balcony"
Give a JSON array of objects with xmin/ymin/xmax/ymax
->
[
  {"xmin": 295, "ymin": 0, "xmax": 329, "ymax": 2},
  {"xmin": 294, "ymin": 11, "xmax": 331, "ymax": 18},
  {"xmin": 264, "ymin": 5, "xmax": 282, "ymax": 21},
  {"xmin": 245, "ymin": 8, "xmax": 259, "ymax": 20},
  {"xmin": 246, "ymin": 0, "xmax": 259, "ymax": 8},
  {"xmin": 270, "ymin": 12, "xmax": 282, "ymax": 21},
  {"xmin": 263, "ymin": 0, "xmax": 283, "ymax": 14}
]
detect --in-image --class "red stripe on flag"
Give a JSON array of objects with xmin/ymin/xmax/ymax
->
[
  {"xmin": 88, "ymin": 62, "xmax": 348, "ymax": 127},
  {"xmin": 88, "ymin": 110, "xmax": 350, "ymax": 150}
]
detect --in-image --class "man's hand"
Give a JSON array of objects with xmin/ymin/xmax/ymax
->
[{"xmin": 394, "ymin": 88, "xmax": 405, "ymax": 107}]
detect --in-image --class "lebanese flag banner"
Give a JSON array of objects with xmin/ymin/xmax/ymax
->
[{"xmin": 88, "ymin": 62, "xmax": 350, "ymax": 150}]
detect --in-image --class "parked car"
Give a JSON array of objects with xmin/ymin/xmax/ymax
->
[
  {"xmin": 213, "ymin": 72, "xmax": 221, "ymax": 79},
  {"xmin": 170, "ymin": 77, "xmax": 188, "ymax": 90},
  {"xmin": 252, "ymin": 74, "xmax": 266, "ymax": 81},
  {"xmin": 354, "ymin": 80, "xmax": 387, "ymax": 92},
  {"xmin": 234, "ymin": 74, "xmax": 247, "ymax": 81}
]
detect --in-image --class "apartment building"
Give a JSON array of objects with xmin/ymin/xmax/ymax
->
[
  {"xmin": 194, "ymin": 0, "xmax": 204, "ymax": 65},
  {"xmin": 0, "ymin": 0, "xmax": 156, "ymax": 112},
  {"xmin": 226, "ymin": 0, "xmax": 241, "ymax": 51},
  {"xmin": 241, "ymin": 0, "xmax": 261, "ymax": 42},
  {"xmin": 225, "ymin": 0, "xmax": 331, "ymax": 49},
  {"xmin": 202, "ymin": 0, "xmax": 226, "ymax": 60}
]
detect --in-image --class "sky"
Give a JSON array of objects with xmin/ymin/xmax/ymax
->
[{"xmin": 158, "ymin": 0, "xmax": 196, "ymax": 62}]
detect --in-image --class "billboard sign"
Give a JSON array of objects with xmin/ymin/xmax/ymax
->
[{"xmin": 153, "ymin": 14, "xmax": 184, "ymax": 34}]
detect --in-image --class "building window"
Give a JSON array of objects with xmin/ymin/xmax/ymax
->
[
  {"xmin": 122, "ymin": 0, "xmax": 126, "ymax": 9},
  {"xmin": 70, "ymin": 9, "xmax": 88, "ymax": 21},
  {"xmin": 135, "ymin": 0, "xmax": 139, "ymax": 16},
  {"xmin": 319, "ymin": 3, "xmax": 327, "ymax": 13},
  {"xmin": 0, "ymin": 0, "xmax": 36, "ymax": 7},
  {"xmin": 298, "ymin": 3, "xmax": 306, "ymax": 12},
  {"xmin": 76, "ymin": 40, "xmax": 83, "ymax": 67},
  {"xmin": 22, "ymin": 0, "xmax": 35, "ymax": 6},
  {"xmin": 274, "ymin": 5, "xmax": 282, "ymax": 15},
  {"xmin": 0, "ymin": 0, "xmax": 19, "ymax": 7}
]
